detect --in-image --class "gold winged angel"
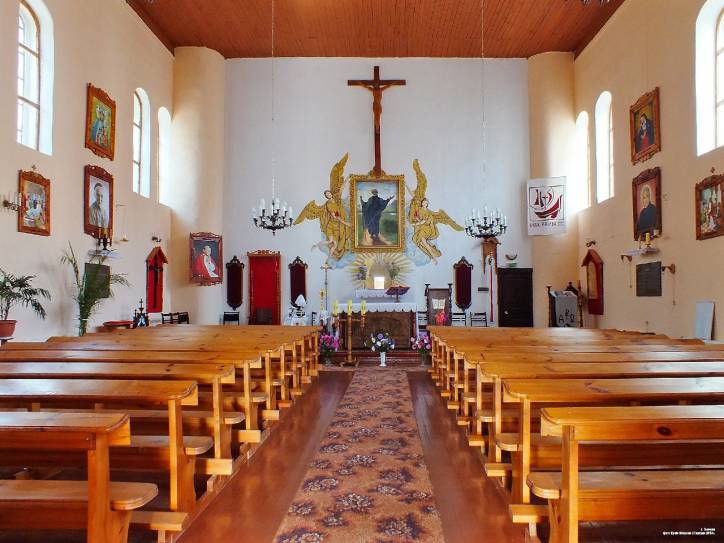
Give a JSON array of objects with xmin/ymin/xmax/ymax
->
[
  {"xmin": 408, "ymin": 159, "xmax": 463, "ymax": 263},
  {"xmin": 294, "ymin": 154, "xmax": 352, "ymax": 261}
]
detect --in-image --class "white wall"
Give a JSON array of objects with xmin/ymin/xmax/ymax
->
[
  {"xmin": 0, "ymin": 0, "xmax": 173, "ymax": 339},
  {"xmin": 574, "ymin": 0, "xmax": 724, "ymax": 339},
  {"xmin": 223, "ymin": 58, "xmax": 530, "ymax": 322}
]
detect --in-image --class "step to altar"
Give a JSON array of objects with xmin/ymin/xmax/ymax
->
[{"xmin": 328, "ymin": 350, "xmax": 428, "ymax": 368}]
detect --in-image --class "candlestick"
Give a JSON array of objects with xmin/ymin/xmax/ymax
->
[
  {"xmin": 360, "ymin": 300, "xmax": 367, "ymax": 315},
  {"xmin": 346, "ymin": 299, "xmax": 353, "ymax": 315}
]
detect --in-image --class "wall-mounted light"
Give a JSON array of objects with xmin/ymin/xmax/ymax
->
[
  {"xmin": 151, "ymin": 234, "xmax": 162, "ymax": 243},
  {"xmin": 2, "ymin": 193, "xmax": 21, "ymax": 212}
]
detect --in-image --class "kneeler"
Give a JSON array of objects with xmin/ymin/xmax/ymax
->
[{"xmin": 247, "ymin": 251, "xmax": 281, "ymax": 324}]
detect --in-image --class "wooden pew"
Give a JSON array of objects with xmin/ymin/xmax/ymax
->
[
  {"xmin": 534, "ymin": 405, "xmax": 724, "ymax": 543},
  {"xmin": 0, "ymin": 411, "xmax": 157, "ymax": 543},
  {"xmin": 0, "ymin": 361, "xmax": 239, "ymax": 467},
  {"xmin": 474, "ymin": 359, "xmax": 724, "ymax": 462},
  {"xmin": 0, "ymin": 379, "xmax": 202, "ymax": 513},
  {"xmin": 502, "ymin": 376, "xmax": 724, "ymax": 506}
]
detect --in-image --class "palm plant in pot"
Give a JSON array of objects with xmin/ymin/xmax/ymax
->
[
  {"xmin": 0, "ymin": 268, "xmax": 51, "ymax": 337},
  {"xmin": 61, "ymin": 243, "xmax": 129, "ymax": 336}
]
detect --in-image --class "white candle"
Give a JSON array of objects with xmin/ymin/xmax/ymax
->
[
  {"xmin": 288, "ymin": 205, "xmax": 293, "ymax": 217},
  {"xmin": 260, "ymin": 198, "xmax": 266, "ymax": 210}
]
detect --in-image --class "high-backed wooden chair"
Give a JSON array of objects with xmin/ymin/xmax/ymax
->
[{"xmin": 177, "ymin": 312, "xmax": 190, "ymax": 324}]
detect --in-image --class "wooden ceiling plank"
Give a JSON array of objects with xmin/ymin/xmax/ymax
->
[{"xmin": 129, "ymin": 0, "xmax": 623, "ymax": 59}]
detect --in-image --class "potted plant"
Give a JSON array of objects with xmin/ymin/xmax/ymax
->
[
  {"xmin": 319, "ymin": 333, "xmax": 340, "ymax": 366},
  {"xmin": 365, "ymin": 331, "xmax": 395, "ymax": 367},
  {"xmin": 0, "ymin": 269, "xmax": 51, "ymax": 337},
  {"xmin": 410, "ymin": 334, "xmax": 432, "ymax": 366},
  {"xmin": 61, "ymin": 243, "xmax": 129, "ymax": 336}
]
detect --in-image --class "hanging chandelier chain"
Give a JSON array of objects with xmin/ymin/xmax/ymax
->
[
  {"xmin": 271, "ymin": 0, "xmax": 276, "ymax": 201},
  {"xmin": 465, "ymin": 0, "xmax": 508, "ymax": 241},
  {"xmin": 252, "ymin": 0, "xmax": 293, "ymax": 235}
]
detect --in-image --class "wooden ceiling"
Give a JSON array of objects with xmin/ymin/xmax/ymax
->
[{"xmin": 128, "ymin": 0, "xmax": 624, "ymax": 59}]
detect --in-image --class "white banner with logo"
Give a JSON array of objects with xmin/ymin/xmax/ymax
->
[{"xmin": 527, "ymin": 177, "xmax": 567, "ymax": 235}]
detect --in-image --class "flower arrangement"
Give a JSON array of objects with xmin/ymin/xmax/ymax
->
[
  {"xmin": 410, "ymin": 334, "xmax": 431, "ymax": 355},
  {"xmin": 365, "ymin": 331, "xmax": 395, "ymax": 353},
  {"xmin": 319, "ymin": 333, "xmax": 339, "ymax": 359}
]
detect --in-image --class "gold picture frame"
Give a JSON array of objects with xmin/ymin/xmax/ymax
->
[{"xmin": 349, "ymin": 174, "xmax": 405, "ymax": 253}]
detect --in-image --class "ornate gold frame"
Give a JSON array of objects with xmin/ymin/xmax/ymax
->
[
  {"xmin": 349, "ymin": 173, "xmax": 405, "ymax": 253},
  {"xmin": 629, "ymin": 87, "xmax": 661, "ymax": 165},
  {"xmin": 85, "ymin": 84, "xmax": 116, "ymax": 161}
]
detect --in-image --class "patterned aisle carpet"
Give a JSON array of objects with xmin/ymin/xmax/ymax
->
[{"xmin": 274, "ymin": 369, "xmax": 444, "ymax": 543}]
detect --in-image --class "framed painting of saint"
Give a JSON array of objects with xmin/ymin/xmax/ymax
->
[
  {"xmin": 632, "ymin": 167, "xmax": 662, "ymax": 241},
  {"xmin": 190, "ymin": 232, "xmax": 223, "ymax": 285},
  {"xmin": 695, "ymin": 173, "xmax": 724, "ymax": 241},
  {"xmin": 85, "ymin": 84, "xmax": 116, "ymax": 161},
  {"xmin": 18, "ymin": 170, "xmax": 50, "ymax": 236},
  {"xmin": 83, "ymin": 165, "xmax": 113, "ymax": 239},
  {"xmin": 349, "ymin": 174, "xmax": 405, "ymax": 253},
  {"xmin": 629, "ymin": 87, "xmax": 661, "ymax": 164}
]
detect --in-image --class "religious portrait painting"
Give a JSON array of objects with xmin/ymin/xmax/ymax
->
[
  {"xmin": 629, "ymin": 87, "xmax": 661, "ymax": 164},
  {"xmin": 631, "ymin": 167, "xmax": 662, "ymax": 241},
  {"xmin": 349, "ymin": 175, "xmax": 405, "ymax": 253},
  {"xmin": 83, "ymin": 165, "xmax": 113, "ymax": 239},
  {"xmin": 18, "ymin": 170, "xmax": 50, "ymax": 236},
  {"xmin": 190, "ymin": 232, "xmax": 223, "ymax": 285},
  {"xmin": 695, "ymin": 173, "xmax": 723, "ymax": 241},
  {"xmin": 85, "ymin": 83, "xmax": 116, "ymax": 161}
]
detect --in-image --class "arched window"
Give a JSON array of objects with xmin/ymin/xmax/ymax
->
[
  {"xmin": 17, "ymin": 2, "xmax": 40, "ymax": 149},
  {"xmin": 595, "ymin": 91, "xmax": 614, "ymax": 203},
  {"xmin": 157, "ymin": 107, "xmax": 172, "ymax": 206},
  {"xmin": 696, "ymin": 0, "xmax": 724, "ymax": 155},
  {"xmin": 16, "ymin": 0, "xmax": 53, "ymax": 154},
  {"xmin": 571, "ymin": 111, "xmax": 591, "ymax": 213},
  {"xmin": 132, "ymin": 88, "xmax": 151, "ymax": 198}
]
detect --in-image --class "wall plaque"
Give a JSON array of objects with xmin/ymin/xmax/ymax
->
[{"xmin": 636, "ymin": 261, "xmax": 662, "ymax": 297}]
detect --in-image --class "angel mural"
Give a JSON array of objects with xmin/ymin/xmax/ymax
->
[
  {"xmin": 294, "ymin": 154, "xmax": 352, "ymax": 261},
  {"xmin": 408, "ymin": 159, "xmax": 463, "ymax": 263}
]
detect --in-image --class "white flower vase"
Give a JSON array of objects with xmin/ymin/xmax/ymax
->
[{"xmin": 379, "ymin": 351, "xmax": 387, "ymax": 367}]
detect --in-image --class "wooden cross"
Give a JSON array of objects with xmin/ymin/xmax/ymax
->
[{"xmin": 348, "ymin": 66, "xmax": 406, "ymax": 177}]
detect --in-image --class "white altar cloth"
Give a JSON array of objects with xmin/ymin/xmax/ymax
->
[
  {"xmin": 340, "ymin": 302, "xmax": 417, "ymax": 314},
  {"xmin": 353, "ymin": 289, "xmax": 395, "ymax": 300}
]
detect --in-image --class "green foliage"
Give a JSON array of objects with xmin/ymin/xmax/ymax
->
[
  {"xmin": 60, "ymin": 243, "xmax": 130, "ymax": 336},
  {"xmin": 0, "ymin": 269, "xmax": 51, "ymax": 321}
]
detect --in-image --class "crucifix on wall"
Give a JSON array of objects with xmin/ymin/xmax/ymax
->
[{"xmin": 348, "ymin": 66, "xmax": 406, "ymax": 177}]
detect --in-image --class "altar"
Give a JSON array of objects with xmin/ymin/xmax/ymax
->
[{"xmin": 339, "ymin": 303, "xmax": 418, "ymax": 350}]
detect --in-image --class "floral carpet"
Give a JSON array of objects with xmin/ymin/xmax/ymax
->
[{"xmin": 274, "ymin": 369, "xmax": 444, "ymax": 543}]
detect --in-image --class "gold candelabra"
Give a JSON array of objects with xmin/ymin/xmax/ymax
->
[{"xmin": 333, "ymin": 300, "xmax": 367, "ymax": 367}]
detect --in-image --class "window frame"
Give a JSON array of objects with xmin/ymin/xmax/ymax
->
[
  {"xmin": 132, "ymin": 90, "xmax": 143, "ymax": 195},
  {"xmin": 595, "ymin": 91, "xmax": 614, "ymax": 204},
  {"xmin": 716, "ymin": 9, "xmax": 724, "ymax": 146},
  {"xmin": 17, "ymin": 0, "xmax": 41, "ymax": 150}
]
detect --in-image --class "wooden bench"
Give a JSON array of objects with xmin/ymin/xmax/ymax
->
[
  {"xmin": 0, "ymin": 361, "xmax": 239, "ymax": 466},
  {"xmin": 533, "ymin": 405, "xmax": 724, "ymax": 543},
  {"xmin": 502, "ymin": 376, "xmax": 724, "ymax": 506},
  {"xmin": 475, "ymin": 360, "xmax": 724, "ymax": 461},
  {"xmin": 0, "ymin": 411, "xmax": 157, "ymax": 543},
  {"xmin": 0, "ymin": 378, "xmax": 203, "ymax": 513}
]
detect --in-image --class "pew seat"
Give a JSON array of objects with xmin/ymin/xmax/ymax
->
[
  {"xmin": 528, "ymin": 469, "xmax": 724, "ymax": 516},
  {"xmin": 0, "ymin": 479, "xmax": 157, "ymax": 511}
]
